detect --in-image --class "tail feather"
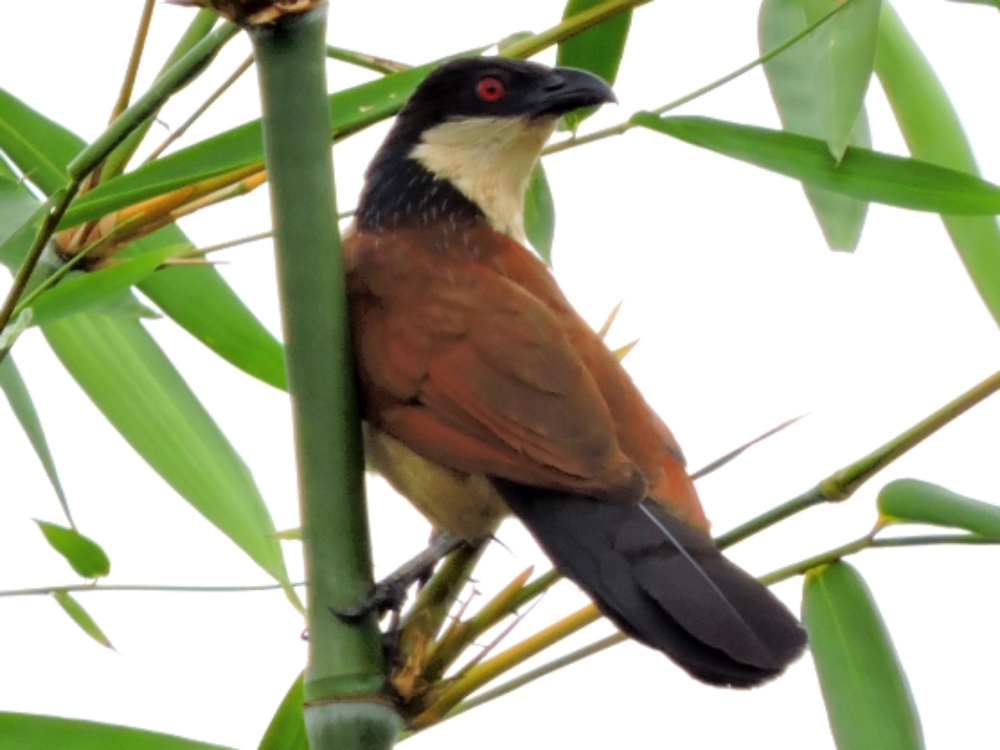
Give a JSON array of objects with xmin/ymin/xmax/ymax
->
[{"xmin": 494, "ymin": 480, "xmax": 807, "ymax": 687}]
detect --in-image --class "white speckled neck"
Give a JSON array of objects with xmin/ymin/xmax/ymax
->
[{"xmin": 409, "ymin": 116, "xmax": 555, "ymax": 243}]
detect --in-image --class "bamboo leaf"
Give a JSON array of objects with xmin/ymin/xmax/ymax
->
[
  {"xmin": 0, "ymin": 196, "xmax": 49, "ymax": 269},
  {"xmin": 759, "ymin": 0, "xmax": 877, "ymax": 249},
  {"xmin": 52, "ymin": 590, "xmax": 114, "ymax": 650},
  {"xmin": 759, "ymin": 0, "xmax": 880, "ymax": 161},
  {"xmin": 101, "ymin": 9, "xmax": 220, "ymax": 180},
  {"xmin": 556, "ymin": 0, "xmax": 631, "ymax": 130},
  {"xmin": 947, "ymin": 0, "xmax": 1000, "ymax": 7},
  {"xmin": 0, "ymin": 156, "xmax": 49, "ymax": 266},
  {"xmin": 633, "ymin": 113, "xmax": 1000, "ymax": 215},
  {"xmin": 41, "ymin": 311, "xmax": 290, "ymax": 586},
  {"xmin": 0, "ymin": 169, "xmax": 41, "ymax": 247},
  {"xmin": 25, "ymin": 245, "xmax": 185, "ymax": 327},
  {"xmin": 35, "ymin": 520, "xmax": 110, "ymax": 579},
  {"xmin": 523, "ymin": 163, "xmax": 555, "ymax": 264},
  {"xmin": 878, "ymin": 478, "xmax": 1000, "ymax": 537},
  {"xmin": 0, "ymin": 355, "xmax": 70, "ymax": 520},
  {"xmin": 61, "ymin": 62, "xmax": 443, "ymax": 230},
  {"xmin": 0, "ymin": 711, "xmax": 233, "ymax": 750},
  {"xmin": 803, "ymin": 562, "xmax": 924, "ymax": 750},
  {"xmin": 0, "ymin": 88, "xmax": 82, "ymax": 195},
  {"xmin": 258, "ymin": 674, "xmax": 307, "ymax": 750},
  {"xmin": 132, "ymin": 225, "xmax": 287, "ymax": 390},
  {"xmin": 875, "ymin": 2, "xmax": 1000, "ymax": 328},
  {"xmin": 0, "ymin": 98, "xmax": 286, "ymax": 389}
]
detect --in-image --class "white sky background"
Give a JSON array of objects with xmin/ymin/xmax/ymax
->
[{"xmin": 1, "ymin": 1, "xmax": 999, "ymax": 748}]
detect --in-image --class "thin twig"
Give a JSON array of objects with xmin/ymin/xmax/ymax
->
[
  {"xmin": 542, "ymin": 0, "xmax": 857, "ymax": 157},
  {"xmin": 327, "ymin": 45, "xmax": 410, "ymax": 74},
  {"xmin": 691, "ymin": 415, "xmax": 806, "ymax": 480},
  {"xmin": 145, "ymin": 55, "xmax": 255, "ymax": 162},
  {"xmin": 715, "ymin": 367, "xmax": 1000, "ymax": 550},
  {"xmin": 0, "ymin": 581, "xmax": 304, "ymax": 598},
  {"xmin": 758, "ymin": 532, "xmax": 1000, "ymax": 586},
  {"xmin": 110, "ymin": 0, "xmax": 157, "ymax": 122}
]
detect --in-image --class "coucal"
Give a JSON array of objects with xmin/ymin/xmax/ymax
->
[{"xmin": 343, "ymin": 57, "xmax": 806, "ymax": 687}]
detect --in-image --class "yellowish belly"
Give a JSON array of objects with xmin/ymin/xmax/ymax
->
[{"xmin": 363, "ymin": 425, "xmax": 508, "ymax": 540}]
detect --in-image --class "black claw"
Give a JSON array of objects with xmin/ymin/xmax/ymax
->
[
  {"xmin": 329, "ymin": 532, "xmax": 468, "ymax": 623},
  {"xmin": 330, "ymin": 578, "xmax": 412, "ymax": 621}
]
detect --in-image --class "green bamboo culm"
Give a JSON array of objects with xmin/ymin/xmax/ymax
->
[{"xmin": 249, "ymin": 6, "xmax": 403, "ymax": 748}]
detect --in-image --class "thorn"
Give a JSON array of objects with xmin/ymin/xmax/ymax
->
[
  {"xmin": 691, "ymin": 414, "xmax": 808, "ymax": 480},
  {"xmin": 596, "ymin": 300, "xmax": 624, "ymax": 339},
  {"xmin": 612, "ymin": 339, "xmax": 639, "ymax": 360}
]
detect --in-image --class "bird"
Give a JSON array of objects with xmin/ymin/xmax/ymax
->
[{"xmin": 342, "ymin": 56, "xmax": 807, "ymax": 687}]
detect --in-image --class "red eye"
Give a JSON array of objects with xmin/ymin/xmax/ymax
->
[{"xmin": 476, "ymin": 76, "xmax": 505, "ymax": 102}]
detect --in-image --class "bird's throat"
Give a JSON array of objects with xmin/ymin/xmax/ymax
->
[{"xmin": 409, "ymin": 116, "xmax": 555, "ymax": 243}]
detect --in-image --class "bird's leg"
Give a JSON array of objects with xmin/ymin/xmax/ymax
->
[{"xmin": 333, "ymin": 531, "xmax": 466, "ymax": 620}]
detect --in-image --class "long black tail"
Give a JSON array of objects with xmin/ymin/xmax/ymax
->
[{"xmin": 494, "ymin": 480, "xmax": 807, "ymax": 687}]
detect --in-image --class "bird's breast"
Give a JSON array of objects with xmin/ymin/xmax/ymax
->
[{"xmin": 363, "ymin": 425, "xmax": 508, "ymax": 540}]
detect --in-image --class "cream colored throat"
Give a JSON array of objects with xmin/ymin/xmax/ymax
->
[{"xmin": 409, "ymin": 116, "xmax": 556, "ymax": 243}]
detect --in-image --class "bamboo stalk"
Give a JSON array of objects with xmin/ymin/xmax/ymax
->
[{"xmin": 249, "ymin": 6, "xmax": 402, "ymax": 748}]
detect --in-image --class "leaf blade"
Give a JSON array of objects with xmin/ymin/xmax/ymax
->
[
  {"xmin": 35, "ymin": 521, "xmax": 110, "ymax": 579},
  {"xmin": 0, "ymin": 712, "xmax": 234, "ymax": 750},
  {"xmin": 0, "ymin": 355, "xmax": 71, "ymax": 520},
  {"xmin": 759, "ymin": 0, "xmax": 877, "ymax": 249},
  {"xmin": 633, "ymin": 113, "xmax": 1000, "ymax": 215},
  {"xmin": 0, "ymin": 88, "xmax": 82, "ymax": 195},
  {"xmin": 875, "ymin": 2, "xmax": 1000, "ymax": 328},
  {"xmin": 257, "ymin": 674, "xmax": 307, "ymax": 750},
  {"xmin": 52, "ymin": 590, "xmax": 114, "ymax": 650},
  {"xmin": 61, "ymin": 62, "xmax": 443, "ymax": 230},
  {"xmin": 877, "ymin": 478, "xmax": 1000, "ymax": 538},
  {"xmin": 556, "ymin": 0, "xmax": 631, "ymax": 130},
  {"xmin": 803, "ymin": 561, "xmax": 925, "ymax": 750},
  {"xmin": 759, "ymin": 0, "xmax": 880, "ymax": 161},
  {"xmin": 42, "ymin": 311, "xmax": 290, "ymax": 586},
  {"xmin": 132, "ymin": 225, "xmax": 287, "ymax": 390},
  {"xmin": 523, "ymin": 163, "xmax": 555, "ymax": 264},
  {"xmin": 26, "ymin": 245, "xmax": 185, "ymax": 327}
]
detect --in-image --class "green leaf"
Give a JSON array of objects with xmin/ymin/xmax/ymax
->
[
  {"xmin": 61, "ymin": 61, "xmax": 443, "ymax": 230},
  {"xmin": 0, "ymin": 166, "xmax": 42, "ymax": 248},
  {"xmin": 0, "ymin": 88, "xmax": 82, "ymax": 196},
  {"xmin": 42, "ymin": 311, "xmax": 290, "ymax": 587},
  {"xmin": 0, "ymin": 712, "xmax": 234, "ymax": 750},
  {"xmin": 131, "ymin": 225, "xmax": 287, "ymax": 390},
  {"xmin": 803, "ymin": 562, "xmax": 925, "ymax": 750},
  {"xmin": 0, "ymin": 156, "xmax": 49, "ymax": 266},
  {"xmin": 101, "ymin": 9, "xmax": 220, "ymax": 181},
  {"xmin": 759, "ymin": 0, "xmax": 878, "ymax": 250},
  {"xmin": 52, "ymin": 590, "xmax": 114, "ymax": 650},
  {"xmin": 875, "ymin": 3, "xmax": 1000, "ymax": 328},
  {"xmin": 0, "ymin": 98, "xmax": 286, "ymax": 389},
  {"xmin": 0, "ymin": 194, "xmax": 49, "ymax": 269},
  {"xmin": 556, "ymin": 0, "xmax": 630, "ymax": 130},
  {"xmin": 877, "ymin": 478, "xmax": 1000, "ymax": 538},
  {"xmin": 25, "ymin": 245, "xmax": 187, "ymax": 327},
  {"xmin": 947, "ymin": 0, "xmax": 1000, "ymax": 7},
  {"xmin": 633, "ymin": 113, "xmax": 1000, "ymax": 215},
  {"xmin": 35, "ymin": 520, "xmax": 110, "ymax": 579},
  {"xmin": 759, "ymin": 0, "xmax": 880, "ymax": 161},
  {"xmin": 0, "ymin": 355, "xmax": 70, "ymax": 521},
  {"xmin": 258, "ymin": 674, "xmax": 307, "ymax": 750},
  {"xmin": 524, "ymin": 163, "xmax": 555, "ymax": 264}
]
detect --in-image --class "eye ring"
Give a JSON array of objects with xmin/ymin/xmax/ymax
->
[{"xmin": 476, "ymin": 76, "xmax": 505, "ymax": 102}]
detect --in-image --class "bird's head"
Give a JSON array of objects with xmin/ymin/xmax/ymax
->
[{"xmin": 355, "ymin": 58, "xmax": 616, "ymax": 242}]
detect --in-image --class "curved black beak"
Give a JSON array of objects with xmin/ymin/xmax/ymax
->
[{"xmin": 527, "ymin": 66, "xmax": 617, "ymax": 119}]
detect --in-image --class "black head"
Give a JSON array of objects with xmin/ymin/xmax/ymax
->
[
  {"xmin": 355, "ymin": 58, "xmax": 616, "ymax": 233},
  {"xmin": 399, "ymin": 57, "xmax": 616, "ymax": 128}
]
